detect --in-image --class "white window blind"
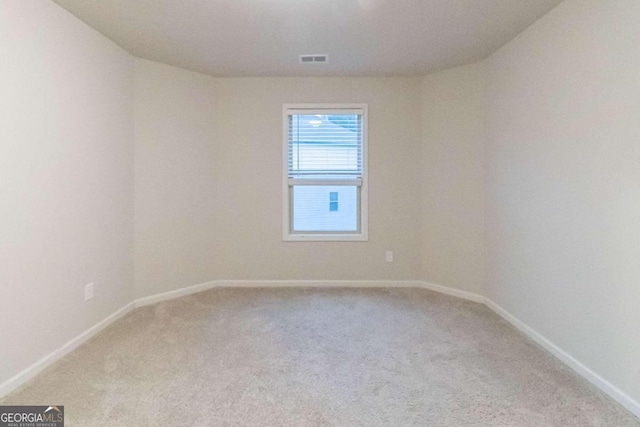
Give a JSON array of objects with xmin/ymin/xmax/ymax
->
[{"xmin": 288, "ymin": 113, "xmax": 363, "ymax": 182}]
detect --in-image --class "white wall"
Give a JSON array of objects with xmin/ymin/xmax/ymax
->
[
  {"xmin": 421, "ymin": 63, "xmax": 486, "ymax": 295},
  {"xmin": 0, "ymin": 1, "xmax": 134, "ymax": 386},
  {"xmin": 134, "ymin": 59, "xmax": 218, "ymax": 298},
  {"xmin": 134, "ymin": 59, "xmax": 423, "ymax": 297},
  {"xmin": 133, "ymin": 58, "xmax": 491, "ymax": 324},
  {"xmin": 485, "ymin": 0, "xmax": 640, "ymax": 407}
]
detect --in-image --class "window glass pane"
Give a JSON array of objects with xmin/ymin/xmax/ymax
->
[
  {"xmin": 329, "ymin": 191, "xmax": 339, "ymax": 212},
  {"xmin": 292, "ymin": 186, "xmax": 357, "ymax": 232}
]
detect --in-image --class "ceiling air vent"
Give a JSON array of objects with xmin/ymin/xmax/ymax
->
[{"xmin": 299, "ymin": 54, "xmax": 328, "ymax": 64}]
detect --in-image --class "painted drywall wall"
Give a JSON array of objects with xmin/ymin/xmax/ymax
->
[
  {"xmin": 134, "ymin": 59, "xmax": 423, "ymax": 297},
  {"xmin": 485, "ymin": 0, "xmax": 640, "ymax": 406},
  {"xmin": 421, "ymin": 63, "xmax": 486, "ymax": 295},
  {"xmin": 134, "ymin": 59, "xmax": 219, "ymax": 298},
  {"xmin": 0, "ymin": 1, "xmax": 134, "ymax": 385}
]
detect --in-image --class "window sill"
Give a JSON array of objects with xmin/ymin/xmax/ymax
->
[{"xmin": 283, "ymin": 233, "xmax": 368, "ymax": 242}]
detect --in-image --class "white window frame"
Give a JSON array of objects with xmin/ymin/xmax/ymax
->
[{"xmin": 283, "ymin": 103, "xmax": 368, "ymax": 242}]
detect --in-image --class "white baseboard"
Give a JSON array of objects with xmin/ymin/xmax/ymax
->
[
  {"xmin": 419, "ymin": 281, "xmax": 485, "ymax": 303},
  {"xmin": 2, "ymin": 279, "xmax": 638, "ymax": 420},
  {"xmin": 0, "ymin": 302, "xmax": 135, "ymax": 399},
  {"xmin": 134, "ymin": 280, "xmax": 222, "ymax": 307},
  {"xmin": 484, "ymin": 298, "xmax": 640, "ymax": 419},
  {"xmin": 1, "ymin": 279, "xmax": 478, "ymax": 400},
  {"xmin": 133, "ymin": 279, "xmax": 485, "ymax": 307}
]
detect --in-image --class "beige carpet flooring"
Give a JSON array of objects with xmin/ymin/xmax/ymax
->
[{"xmin": 2, "ymin": 287, "xmax": 638, "ymax": 426}]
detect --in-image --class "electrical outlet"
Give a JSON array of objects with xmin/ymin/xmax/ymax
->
[
  {"xmin": 385, "ymin": 251, "xmax": 394, "ymax": 262},
  {"xmin": 85, "ymin": 283, "xmax": 94, "ymax": 301}
]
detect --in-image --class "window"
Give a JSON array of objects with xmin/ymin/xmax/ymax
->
[
  {"xmin": 329, "ymin": 192, "xmax": 338, "ymax": 212},
  {"xmin": 283, "ymin": 104, "xmax": 368, "ymax": 241}
]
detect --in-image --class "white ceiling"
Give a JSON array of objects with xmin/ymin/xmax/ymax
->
[{"xmin": 52, "ymin": 0, "xmax": 564, "ymax": 77}]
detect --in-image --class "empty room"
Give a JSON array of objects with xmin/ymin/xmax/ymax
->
[{"xmin": 1, "ymin": 0, "xmax": 639, "ymax": 425}]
